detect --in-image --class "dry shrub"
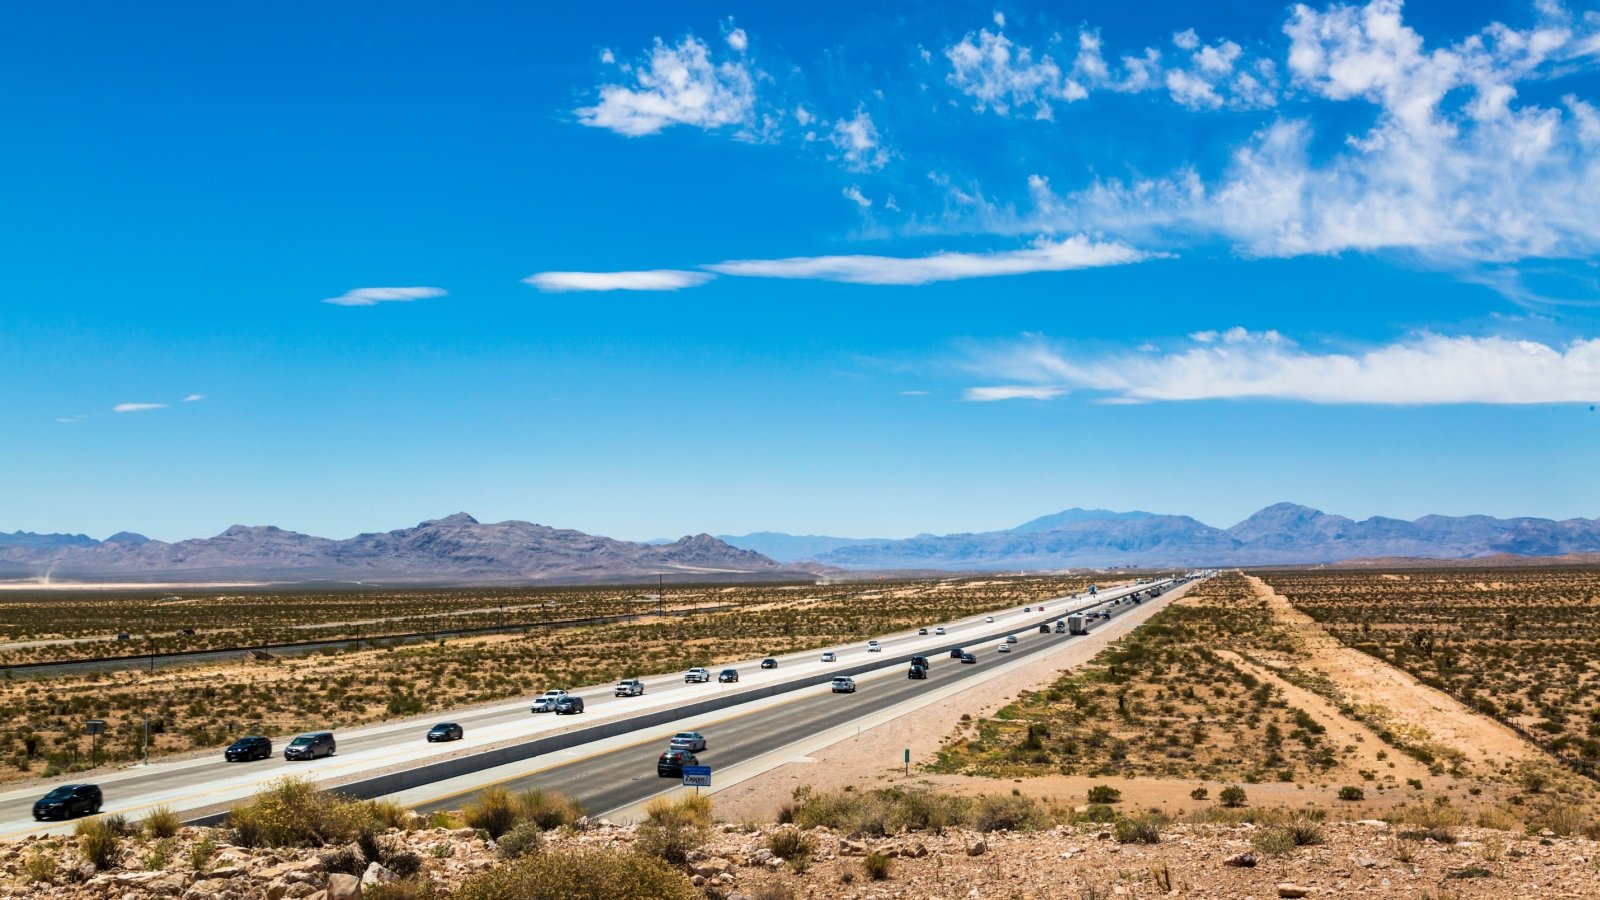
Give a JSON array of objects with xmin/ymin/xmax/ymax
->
[
  {"xmin": 973, "ymin": 793, "xmax": 1051, "ymax": 832},
  {"xmin": 765, "ymin": 827, "xmax": 815, "ymax": 863},
  {"xmin": 364, "ymin": 880, "xmax": 440, "ymax": 900},
  {"xmin": 634, "ymin": 793, "xmax": 712, "ymax": 864},
  {"xmin": 1529, "ymin": 801, "xmax": 1592, "ymax": 837},
  {"xmin": 22, "ymin": 852, "xmax": 58, "ymax": 884},
  {"xmin": 143, "ymin": 805, "xmax": 182, "ymax": 839},
  {"xmin": 862, "ymin": 850, "xmax": 893, "ymax": 880},
  {"xmin": 1113, "ymin": 814, "xmax": 1163, "ymax": 845},
  {"xmin": 453, "ymin": 849, "xmax": 696, "ymax": 900},
  {"xmin": 497, "ymin": 821, "xmax": 544, "ymax": 860},
  {"xmin": 227, "ymin": 777, "xmax": 370, "ymax": 848},
  {"xmin": 1252, "ymin": 827, "xmax": 1296, "ymax": 856},
  {"xmin": 515, "ymin": 788, "xmax": 584, "ymax": 830},
  {"xmin": 1475, "ymin": 805, "xmax": 1523, "ymax": 832},
  {"xmin": 75, "ymin": 817, "xmax": 121, "ymax": 871},
  {"xmin": 462, "ymin": 787, "xmax": 520, "ymax": 839}
]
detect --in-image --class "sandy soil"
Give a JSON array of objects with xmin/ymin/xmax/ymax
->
[{"xmin": 1242, "ymin": 574, "xmax": 1540, "ymax": 775}]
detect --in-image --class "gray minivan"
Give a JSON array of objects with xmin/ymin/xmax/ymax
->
[{"xmin": 284, "ymin": 731, "xmax": 336, "ymax": 760}]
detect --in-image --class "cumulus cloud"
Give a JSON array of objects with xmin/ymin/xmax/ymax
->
[
  {"xmin": 524, "ymin": 270, "xmax": 715, "ymax": 292},
  {"xmin": 113, "ymin": 403, "xmax": 167, "ymax": 413},
  {"xmin": 577, "ymin": 34, "xmax": 755, "ymax": 137},
  {"xmin": 323, "ymin": 287, "xmax": 446, "ymax": 307},
  {"xmin": 945, "ymin": 19, "xmax": 1275, "ymax": 116},
  {"xmin": 842, "ymin": 185, "xmax": 873, "ymax": 208},
  {"xmin": 963, "ymin": 328, "xmax": 1600, "ymax": 404},
  {"xmin": 1018, "ymin": 0, "xmax": 1600, "ymax": 285},
  {"xmin": 830, "ymin": 108, "xmax": 889, "ymax": 171},
  {"xmin": 704, "ymin": 235, "xmax": 1149, "ymax": 285}
]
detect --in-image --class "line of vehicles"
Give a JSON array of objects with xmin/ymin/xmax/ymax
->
[{"xmin": 29, "ymin": 579, "xmax": 1200, "ymax": 824}]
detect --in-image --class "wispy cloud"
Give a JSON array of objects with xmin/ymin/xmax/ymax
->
[
  {"xmin": 524, "ymin": 269, "xmax": 715, "ymax": 293},
  {"xmin": 323, "ymin": 287, "xmax": 447, "ymax": 307},
  {"xmin": 965, "ymin": 385, "xmax": 1068, "ymax": 401},
  {"xmin": 963, "ymin": 328, "xmax": 1600, "ymax": 404},
  {"xmin": 113, "ymin": 402, "xmax": 167, "ymax": 413},
  {"xmin": 842, "ymin": 185, "xmax": 873, "ymax": 208},
  {"xmin": 55, "ymin": 415, "xmax": 87, "ymax": 424},
  {"xmin": 182, "ymin": 393, "xmax": 206, "ymax": 403},
  {"xmin": 578, "ymin": 33, "xmax": 755, "ymax": 137},
  {"xmin": 704, "ymin": 235, "xmax": 1150, "ymax": 285}
]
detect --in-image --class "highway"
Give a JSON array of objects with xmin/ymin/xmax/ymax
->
[{"xmin": 0, "ymin": 577, "xmax": 1192, "ymax": 837}]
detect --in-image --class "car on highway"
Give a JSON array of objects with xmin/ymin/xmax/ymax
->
[
  {"xmin": 669, "ymin": 731, "xmax": 707, "ymax": 752},
  {"xmin": 531, "ymin": 690, "xmax": 568, "ymax": 712},
  {"xmin": 685, "ymin": 667, "xmax": 711, "ymax": 683},
  {"xmin": 960, "ymin": 651, "xmax": 977, "ymax": 664},
  {"xmin": 935, "ymin": 626, "xmax": 947, "ymax": 635},
  {"xmin": 760, "ymin": 658, "xmax": 778, "ymax": 669},
  {"xmin": 426, "ymin": 723, "xmax": 464, "ymax": 742},
  {"xmin": 997, "ymin": 642, "xmax": 1012, "ymax": 653},
  {"xmin": 615, "ymin": 679, "xmax": 645, "ymax": 697},
  {"xmin": 831, "ymin": 676, "xmax": 857, "ymax": 693},
  {"xmin": 917, "ymin": 627, "xmax": 928, "ymax": 635},
  {"xmin": 553, "ymin": 696, "xmax": 585, "ymax": 715},
  {"xmin": 985, "ymin": 616, "xmax": 995, "ymax": 623},
  {"xmin": 717, "ymin": 668, "xmax": 740, "ymax": 683},
  {"xmin": 949, "ymin": 647, "xmax": 964, "ymax": 658},
  {"xmin": 1055, "ymin": 620, "xmax": 1067, "ymax": 633},
  {"xmin": 907, "ymin": 664, "xmax": 927, "ymax": 680},
  {"xmin": 224, "ymin": 735, "xmax": 272, "ymax": 762},
  {"xmin": 910, "ymin": 655, "xmax": 930, "ymax": 669},
  {"xmin": 32, "ymin": 784, "xmax": 101, "ymax": 821},
  {"xmin": 1006, "ymin": 634, "xmax": 1018, "ymax": 643},
  {"xmin": 820, "ymin": 651, "xmax": 837, "ymax": 662},
  {"xmin": 657, "ymin": 749, "xmax": 699, "ymax": 777},
  {"xmin": 284, "ymin": 731, "xmax": 336, "ymax": 760},
  {"xmin": 866, "ymin": 640, "xmax": 882, "ymax": 652},
  {"xmin": 1038, "ymin": 623, "xmax": 1052, "ymax": 634},
  {"xmin": 1023, "ymin": 606, "xmax": 1031, "ymax": 612}
]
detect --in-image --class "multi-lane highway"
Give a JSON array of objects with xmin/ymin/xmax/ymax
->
[{"xmin": 0, "ymin": 576, "xmax": 1198, "ymax": 837}]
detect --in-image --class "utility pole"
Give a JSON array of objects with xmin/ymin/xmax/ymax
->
[{"xmin": 658, "ymin": 575, "xmax": 664, "ymax": 616}]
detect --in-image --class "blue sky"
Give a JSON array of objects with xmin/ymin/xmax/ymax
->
[{"xmin": 4, "ymin": 0, "xmax": 1599, "ymax": 542}]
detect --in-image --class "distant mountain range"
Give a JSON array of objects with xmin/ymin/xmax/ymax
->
[
  {"xmin": 0, "ymin": 514, "xmax": 800, "ymax": 585},
  {"xmin": 5, "ymin": 503, "xmax": 1598, "ymax": 584},
  {"xmin": 719, "ymin": 503, "xmax": 1600, "ymax": 569}
]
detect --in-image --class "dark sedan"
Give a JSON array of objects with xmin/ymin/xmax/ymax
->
[
  {"xmin": 760, "ymin": 658, "xmax": 778, "ymax": 669},
  {"xmin": 959, "ymin": 652, "xmax": 977, "ymax": 664},
  {"xmin": 33, "ymin": 784, "xmax": 101, "ymax": 821},
  {"xmin": 427, "ymin": 723, "xmax": 464, "ymax": 742},
  {"xmin": 658, "ymin": 749, "xmax": 699, "ymax": 777},
  {"xmin": 224, "ymin": 736, "xmax": 272, "ymax": 762}
]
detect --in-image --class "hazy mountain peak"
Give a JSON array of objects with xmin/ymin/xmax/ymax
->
[
  {"xmin": 1011, "ymin": 507, "xmax": 1157, "ymax": 533},
  {"xmin": 103, "ymin": 531, "xmax": 150, "ymax": 544},
  {"xmin": 423, "ymin": 512, "xmax": 481, "ymax": 527}
]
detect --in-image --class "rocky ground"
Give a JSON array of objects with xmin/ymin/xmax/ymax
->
[{"xmin": 3, "ymin": 816, "xmax": 1597, "ymax": 899}]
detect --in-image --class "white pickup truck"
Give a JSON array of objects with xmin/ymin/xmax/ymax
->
[
  {"xmin": 615, "ymin": 679, "xmax": 645, "ymax": 697},
  {"xmin": 684, "ymin": 667, "xmax": 711, "ymax": 683}
]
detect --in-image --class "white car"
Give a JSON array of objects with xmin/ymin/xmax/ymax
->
[
  {"xmin": 831, "ymin": 676, "xmax": 857, "ymax": 693},
  {"xmin": 934, "ymin": 626, "xmax": 946, "ymax": 635},
  {"xmin": 985, "ymin": 616, "xmax": 995, "ymax": 624},
  {"xmin": 867, "ymin": 640, "xmax": 882, "ymax": 653},
  {"xmin": 997, "ymin": 643, "xmax": 1011, "ymax": 654},
  {"xmin": 530, "ymin": 689, "xmax": 567, "ymax": 713},
  {"xmin": 685, "ymin": 667, "xmax": 711, "ymax": 683},
  {"xmin": 820, "ymin": 651, "xmax": 837, "ymax": 663},
  {"xmin": 1005, "ymin": 634, "xmax": 1018, "ymax": 644}
]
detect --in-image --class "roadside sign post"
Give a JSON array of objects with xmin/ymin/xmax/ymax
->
[
  {"xmin": 904, "ymin": 748, "xmax": 910, "ymax": 775},
  {"xmin": 85, "ymin": 719, "xmax": 106, "ymax": 768},
  {"xmin": 682, "ymin": 765, "xmax": 712, "ymax": 795}
]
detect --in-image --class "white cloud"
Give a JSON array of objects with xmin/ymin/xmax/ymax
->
[
  {"xmin": 113, "ymin": 403, "xmax": 166, "ymax": 413},
  {"xmin": 323, "ymin": 287, "xmax": 446, "ymax": 307},
  {"xmin": 965, "ymin": 385, "xmax": 1068, "ymax": 401},
  {"xmin": 705, "ymin": 235, "xmax": 1149, "ymax": 285},
  {"xmin": 900, "ymin": 389, "xmax": 932, "ymax": 396},
  {"xmin": 723, "ymin": 19, "xmax": 748, "ymax": 53},
  {"xmin": 842, "ymin": 185, "xmax": 873, "ymax": 208},
  {"xmin": 945, "ymin": 28, "xmax": 1084, "ymax": 118},
  {"xmin": 964, "ymin": 329, "xmax": 1600, "ymax": 404},
  {"xmin": 182, "ymin": 394, "xmax": 206, "ymax": 403},
  {"xmin": 830, "ymin": 108, "xmax": 889, "ymax": 171},
  {"xmin": 55, "ymin": 415, "xmax": 87, "ymax": 424},
  {"xmin": 1022, "ymin": 1, "xmax": 1600, "ymax": 283},
  {"xmin": 524, "ymin": 270, "xmax": 715, "ymax": 293},
  {"xmin": 577, "ymin": 34, "xmax": 755, "ymax": 137}
]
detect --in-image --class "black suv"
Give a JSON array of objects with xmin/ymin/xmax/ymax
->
[
  {"xmin": 907, "ymin": 663, "xmax": 928, "ymax": 680},
  {"xmin": 33, "ymin": 784, "xmax": 101, "ymax": 820},
  {"xmin": 910, "ymin": 655, "xmax": 930, "ymax": 669},
  {"xmin": 284, "ymin": 731, "xmax": 336, "ymax": 760},
  {"xmin": 427, "ymin": 723, "xmax": 464, "ymax": 742},
  {"xmin": 717, "ymin": 668, "xmax": 739, "ymax": 683},
  {"xmin": 657, "ymin": 749, "xmax": 699, "ymax": 777},
  {"xmin": 553, "ymin": 696, "xmax": 585, "ymax": 715},
  {"xmin": 224, "ymin": 736, "xmax": 272, "ymax": 762},
  {"xmin": 949, "ymin": 647, "xmax": 964, "ymax": 659}
]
